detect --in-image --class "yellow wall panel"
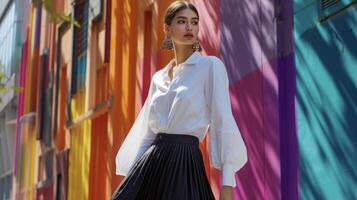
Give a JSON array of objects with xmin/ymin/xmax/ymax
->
[{"xmin": 67, "ymin": 119, "xmax": 92, "ymax": 200}]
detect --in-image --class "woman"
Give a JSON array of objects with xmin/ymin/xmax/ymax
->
[{"xmin": 112, "ymin": 1, "xmax": 247, "ymax": 200}]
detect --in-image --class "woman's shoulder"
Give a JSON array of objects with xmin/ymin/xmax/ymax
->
[
  {"xmin": 150, "ymin": 70, "xmax": 161, "ymax": 83},
  {"xmin": 199, "ymin": 54, "xmax": 226, "ymax": 71},
  {"xmin": 151, "ymin": 66, "xmax": 168, "ymax": 84}
]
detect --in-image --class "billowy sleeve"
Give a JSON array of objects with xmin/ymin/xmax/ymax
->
[
  {"xmin": 205, "ymin": 57, "xmax": 248, "ymax": 187},
  {"xmin": 115, "ymin": 77, "xmax": 156, "ymax": 176}
]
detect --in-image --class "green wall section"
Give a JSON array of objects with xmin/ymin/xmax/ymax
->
[{"xmin": 294, "ymin": 1, "xmax": 357, "ymax": 199}]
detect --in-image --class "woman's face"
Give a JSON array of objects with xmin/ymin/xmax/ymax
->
[{"xmin": 165, "ymin": 8, "xmax": 199, "ymax": 46}]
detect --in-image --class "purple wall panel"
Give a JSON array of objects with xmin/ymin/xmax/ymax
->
[
  {"xmin": 228, "ymin": 58, "xmax": 281, "ymax": 199},
  {"xmin": 220, "ymin": 0, "xmax": 296, "ymax": 199},
  {"xmin": 220, "ymin": 0, "xmax": 262, "ymax": 82},
  {"xmin": 34, "ymin": 8, "xmax": 42, "ymax": 49},
  {"xmin": 278, "ymin": 53, "xmax": 298, "ymax": 200},
  {"xmin": 229, "ymin": 70, "xmax": 265, "ymax": 199},
  {"xmin": 262, "ymin": 58, "xmax": 281, "ymax": 199}
]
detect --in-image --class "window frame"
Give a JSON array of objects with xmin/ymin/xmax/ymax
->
[{"xmin": 319, "ymin": 0, "xmax": 357, "ymax": 22}]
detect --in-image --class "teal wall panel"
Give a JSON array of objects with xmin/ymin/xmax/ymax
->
[{"xmin": 294, "ymin": 1, "xmax": 357, "ymax": 199}]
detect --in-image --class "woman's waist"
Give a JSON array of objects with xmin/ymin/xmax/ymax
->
[
  {"xmin": 153, "ymin": 132, "xmax": 200, "ymax": 145},
  {"xmin": 150, "ymin": 126, "xmax": 208, "ymax": 141}
]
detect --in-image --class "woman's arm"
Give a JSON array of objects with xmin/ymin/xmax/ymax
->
[
  {"xmin": 204, "ymin": 56, "xmax": 248, "ymax": 188},
  {"xmin": 115, "ymin": 76, "xmax": 157, "ymax": 176}
]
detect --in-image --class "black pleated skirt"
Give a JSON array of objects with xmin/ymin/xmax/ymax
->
[{"xmin": 111, "ymin": 133, "xmax": 215, "ymax": 200}]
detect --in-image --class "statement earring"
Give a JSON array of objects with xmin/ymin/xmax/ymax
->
[
  {"xmin": 160, "ymin": 35, "xmax": 174, "ymax": 50},
  {"xmin": 192, "ymin": 41, "xmax": 201, "ymax": 51}
]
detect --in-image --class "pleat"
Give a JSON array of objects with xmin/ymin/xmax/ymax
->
[{"xmin": 111, "ymin": 134, "xmax": 215, "ymax": 200}]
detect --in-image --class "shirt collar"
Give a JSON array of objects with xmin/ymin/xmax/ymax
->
[{"xmin": 165, "ymin": 50, "xmax": 202, "ymax": 70}]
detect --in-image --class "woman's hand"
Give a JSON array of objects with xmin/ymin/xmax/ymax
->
[{"xmin": 219, "ymin": 185, "xmax": 234, "ymax": 200}]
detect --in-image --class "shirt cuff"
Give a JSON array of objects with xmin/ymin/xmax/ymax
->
[{"xmin": 222, "ymin": 164, "xmax": 237, "ymax": 188}]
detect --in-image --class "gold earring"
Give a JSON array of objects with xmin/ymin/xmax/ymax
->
[
  {"xmin": 192, "ymin": 41, "xmax": 201, "ymax": 51},
  {"xmin": 160, "ymin": 35, "xmax": 173, "ymax": 50}
]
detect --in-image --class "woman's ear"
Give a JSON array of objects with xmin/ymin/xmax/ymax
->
[{"xmin": 163, "ymin": 24, "xmax": 169, "ymax": 35}]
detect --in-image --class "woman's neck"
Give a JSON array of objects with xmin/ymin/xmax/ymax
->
[{"xmin": 173, "ymin": 44, "xmax": 195, "ymax": 66}]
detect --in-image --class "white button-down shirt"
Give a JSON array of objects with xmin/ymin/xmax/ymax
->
[{"xmin": 116, "ymin": 51, "xmax": 248, "ymax": 187}]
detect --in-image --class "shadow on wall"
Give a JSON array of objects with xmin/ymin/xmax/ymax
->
[
  {"xmin": 220, "ymin": 0, "xmax": 281, "ymax": 199},
  {"xmin": 295, "ymin": 3, "xmax": 357, "ymax": 200}
]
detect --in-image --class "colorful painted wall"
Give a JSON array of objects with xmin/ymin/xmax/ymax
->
[
  {"xmin": 13, "ymin": 3, "xmax": 39, "ymax": 199},
  {"xmin": 8, "ymin": 0, "xmax": 357, "ymax": 199},
  {"xmin": 109, "ymin": 0, "xmax": 298, "ymax": 199},
  {"xmin": 56, "ymin": 0, "xmax": 111, "ymax": 199},
  {"xmin": 294, "ymin": 0, "xmax": 357, "ymax": 199}
]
